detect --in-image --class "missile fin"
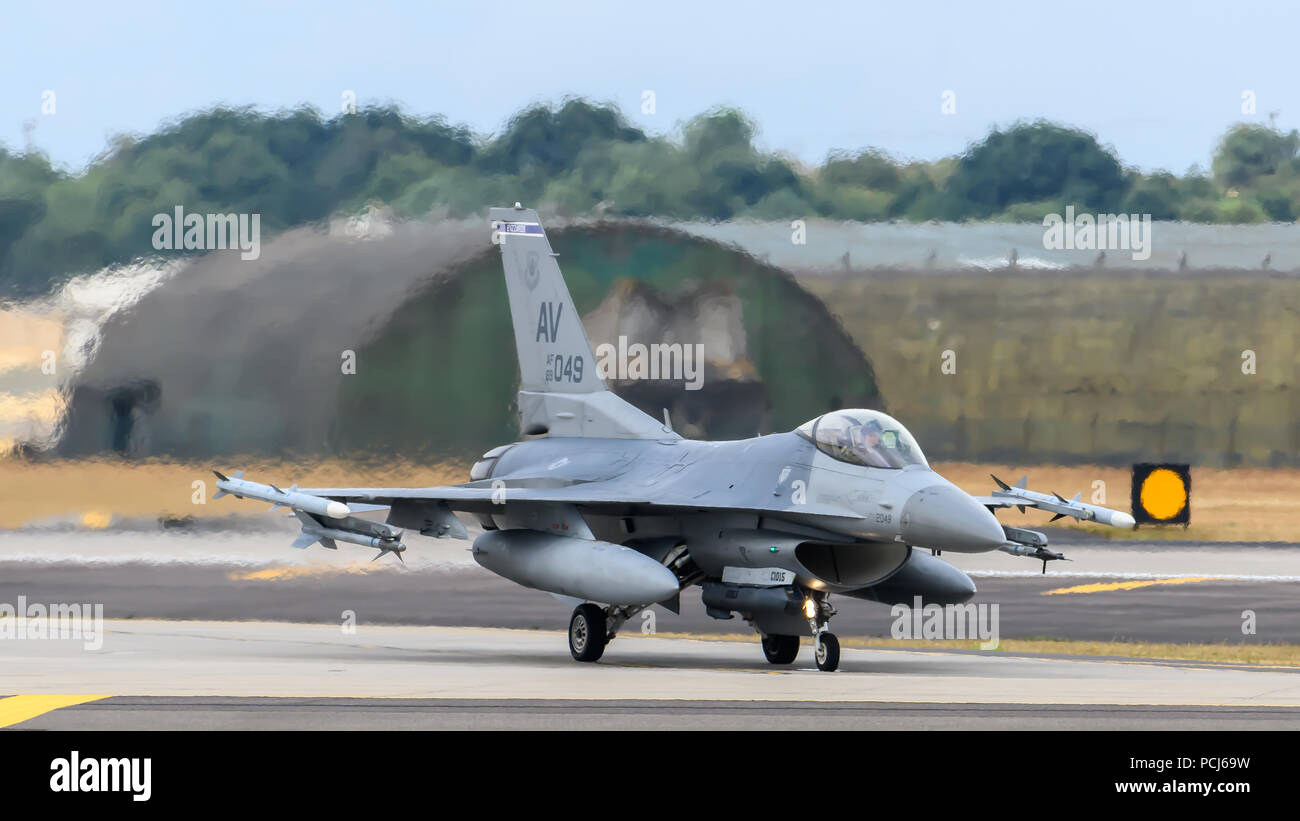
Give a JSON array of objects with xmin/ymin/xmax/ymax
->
[
  {"xmin": 232, "ymin": 470, "xmax": 244, "ymax": 480},
  {"xmin": 991, "ymin": 474, "xmax": 1010, "ymax": 491},
  {"xmin": 290, "ymin": 533, "xmax": 317, "ymax": 549},
  {"xmin": 1071, "ymin": 491, "xmax": 1082, "ymax": 503},
  {"xmin": 1014, "ymin": 475, "xmax": 1028, "ymax": 489},
  {"xmin": 372, "ymin": 544, "xmax": 406, "ymax": 563},
  {"xmin": 1050, "ymin": 513, "xmax": 1065, "ymax": 522}
]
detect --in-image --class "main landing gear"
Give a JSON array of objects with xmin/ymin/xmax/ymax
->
[
  {"xmin": 568, "ymin": 601, "xmax": 651, "ymax": 662},
  {"xmin": 568, "ymin": 603, "xmax": 608, "ymax": 662}
]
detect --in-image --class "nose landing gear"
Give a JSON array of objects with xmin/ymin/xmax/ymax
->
[
  {"xmin": 809, "ymin": 594, "xmax": 840, "ymax": 672},
  {"xmin": 814, "ymin": 631, "xmax": 840, "ymax": 672},
  {"xmin": 757, "ymin": 592, "xmax": 840, "ymax": 671}
]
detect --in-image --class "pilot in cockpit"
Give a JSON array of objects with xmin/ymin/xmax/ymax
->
[{"xmin": 854, "ymin": 418, "xmax": 898, "ymax": 468}]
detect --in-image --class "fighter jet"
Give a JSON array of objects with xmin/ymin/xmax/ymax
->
[{"xmin": 215, "ymin": 204, "xmax": 1135, "ymax": 672}]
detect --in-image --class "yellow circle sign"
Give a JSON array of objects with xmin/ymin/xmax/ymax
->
[{"xmin": 1140, "ymin": 468, "xmax": 1187, "ymax": 520}]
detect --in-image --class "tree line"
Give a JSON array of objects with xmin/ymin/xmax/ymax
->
[{"xmin": 2, "ymin": 99, "xmax": 1297, "ymax": 297}]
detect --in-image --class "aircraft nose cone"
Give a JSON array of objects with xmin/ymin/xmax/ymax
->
[{"xmin": 901, "ymin": 484, "xmax": 1007, "ymax": 553}]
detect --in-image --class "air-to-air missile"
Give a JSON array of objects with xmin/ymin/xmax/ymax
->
[
  {"xmin": 213, "ymin": 470, "xmax": 406, "ymax": 561},
  {"xmin": 213, "ymin": 470, "xmax": 351, "ymax": 519},
  {"xmin": 295, "ymin": 520, "xmax": 407, "ymax": 561},
  {"xmin": 991, "ymin": 474, "xmax": 1137, "ymax": 529}
]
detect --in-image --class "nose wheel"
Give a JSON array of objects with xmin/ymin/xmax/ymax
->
[{"xmin": 814, "ymin": 632, "xmax": 840, "ymax": 672}]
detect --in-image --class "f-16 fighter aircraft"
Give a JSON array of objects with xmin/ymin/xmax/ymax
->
[{"xmin": 215, "ymin": 204, "xmax": 1135, "ymax": 672}]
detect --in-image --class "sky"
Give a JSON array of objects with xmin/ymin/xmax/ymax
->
[{"xmin": 2, "ymin": 0, "xmax": 1297, "ymax": 174}]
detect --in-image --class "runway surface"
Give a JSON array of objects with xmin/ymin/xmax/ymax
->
[
  {"xmin": 4, "ymin": 620, "xmax": 1300, "ymax": 729},
  {"xmin": 1, "ymin": 529, "xmax": 1298, "ymax": 729},
  {"xmin": 11, "ymin": 697, "xmax": 1300, "ymax": 731},
  {"xmin": 1, "ymin": 529, "xmax": 1298, "ymax": 643}
]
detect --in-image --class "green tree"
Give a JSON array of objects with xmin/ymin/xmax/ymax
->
[{"xmin": 944, "ymin": 121, "xmax": 1128, "ymax": 219}]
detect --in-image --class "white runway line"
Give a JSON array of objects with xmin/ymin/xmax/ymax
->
[
  {"xmin": 969, "ymin": 571, "xmax": 1300, "ymax": 582},
  {"xmin": 0, "ymin": 531, "xmax": 478, "ymax": 571}
]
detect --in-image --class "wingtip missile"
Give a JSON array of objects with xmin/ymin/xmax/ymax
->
[
  {"xmin": 990, "ymin": 474, "xmax": 1135, "ymax": 529},
  {"xmin": 212, "ymin": 471, "xmax": 352, "ymax": 519}
]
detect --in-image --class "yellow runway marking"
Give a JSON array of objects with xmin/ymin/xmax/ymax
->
[
  {"xmin": 229, "ymin": 563, "xmax": 385, "ymax": 582},
  {"xmin": 1043, "ymin": 577, "xmax": 1217, "ymax": 595},
  {"xmin": 0, "ymin": 694, "xmax": 110, "ymax": 728}
]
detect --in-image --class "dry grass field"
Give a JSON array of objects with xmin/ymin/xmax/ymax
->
[
  {"xmin": 0, "ymin": 458, "xmax": 469, "ymax": 530},
  {"xmin": 936, "ymin": 461, "xmax": 1300, "ymax": 542}
]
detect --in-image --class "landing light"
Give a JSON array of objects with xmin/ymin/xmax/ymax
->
[{"xmin": 803, "ymin": 599, "xmax": 817, "ymax": 619}]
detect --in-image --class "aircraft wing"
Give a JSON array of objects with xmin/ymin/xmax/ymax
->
[
  {"xmin": 296, "ymin": 482, "xmax": 865, "ymax": 522},
  {"xmin": 214, "ymin": 469, "xmax": 865, "ymax": 559}
]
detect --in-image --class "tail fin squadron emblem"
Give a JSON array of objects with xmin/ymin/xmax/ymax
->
[{"xmin": 524, "ymin": 251, "xmax": 540, "ymax": 291}]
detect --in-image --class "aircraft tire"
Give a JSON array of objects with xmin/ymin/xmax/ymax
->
[
  {"xmin": 815, "ymin": 632, "xmax": 840, "ymax": 672},
  {"xmin": 569, "ymin": 603, "xmax": 608, "ymax": 662},
  {"xmin": 761, "ymin": 634, "xmax": 800, "ymax": 664}
]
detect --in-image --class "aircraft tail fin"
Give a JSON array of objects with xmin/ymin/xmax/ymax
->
[
  {"xmin": 490, "ymin": 205, "xmax": 674, "ymax": 440},
  {"xmin": 491, "ymin": 204, "xmax": 603, "ymax": 395}
]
